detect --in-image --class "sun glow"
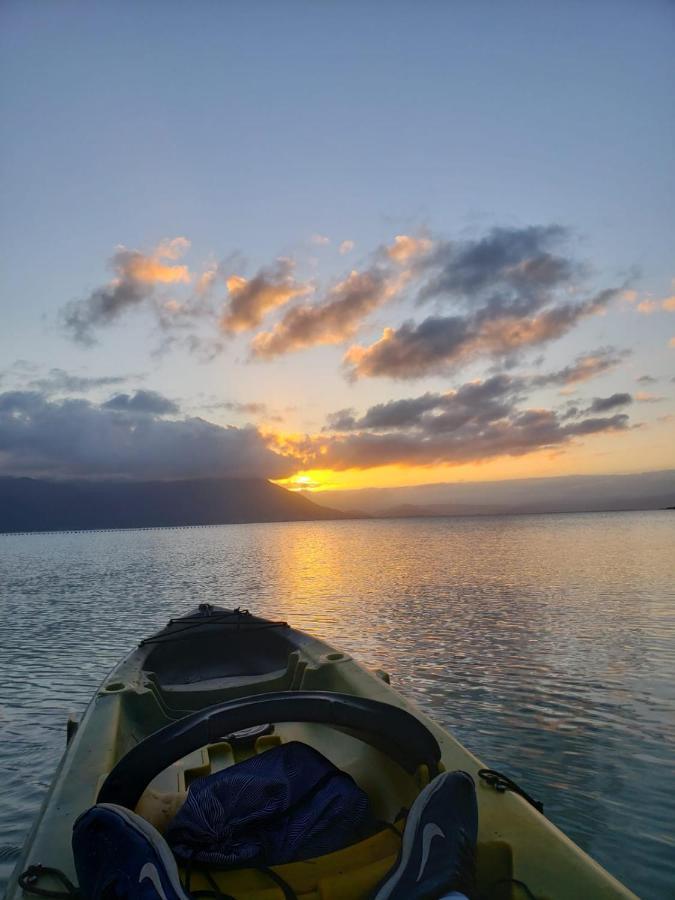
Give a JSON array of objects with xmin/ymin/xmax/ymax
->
[
  {"xmin": 270, "ymin": 415, "xmax": 675, "ymax": 494},
  {"xmin": 274, "ymin": 470, "xmax": 340, "ymax": 492}
]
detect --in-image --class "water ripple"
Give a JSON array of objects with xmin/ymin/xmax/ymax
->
[{"xmin": 1, "ymin": 511, "xmax": 674, "ymax": 898}]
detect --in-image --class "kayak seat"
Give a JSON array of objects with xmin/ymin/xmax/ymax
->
[
  {"xmin": 143, "ymin": 650, "xmax": 306, "ymax": 712},
  {"xmin": 143, "ymin": 628, "xmax": 295, "ymax": 685}
]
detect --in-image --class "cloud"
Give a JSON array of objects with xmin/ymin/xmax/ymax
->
[
  {"xmin": 196, "ymin": 265, "xmax": 220, "ymax": 295},
  {"xmin": 310, "ymin": 234, "xmax": 330, "ymax": 246},
  {"xmin": 101, "ymin": 389, "xmax": 179, "ymax": 415},
  {"xmin": 25, "ymin": 368, "xmax": 138, "ymax": 395},
  {"xmin": 635, "ymin": 391, "xmax": 664, "ymax": 403},
  {"xmin": 669, "ymin": 337, "xmax": 675, "ymax": 348},
  {"xmin": 315, "ymin": 391, "xmax": 628, "ymax": 472},
  {"xmin": 327, "ymin": 375, "xmax": 520, "ymax": 433},
  {"xmin": 220, "ymin": 258, "xmax": 312, "ymax": 334},
  {"xmin": 531, "ymin": 348, "xmax": 630, "ymax": 388},
  {"xmin": 0, "ymin": 391, "xmax": 293, "ymax": 480},
  {"xmin": 627, "ymin": 280, "xmax": 675, "ymax": 314},
  {"xmin": 61, "ymin": 238, "xmax": 191, "ymax": 344},
  {"xmin": 586, "ymin": 393, "xmax": 632, "ymax": 413},
  {"xmin": 315, "ymin": 372, "xmax": 631, "ymax": 471},
  {"xmin": 219, "ymin": 401, "xmax": 269, "ymax": 415},
  {"xmin": 637, "ymin": 374, "xmax": 657, "ymax": 385},
  {"xmin": 344, "ymin": 225, "xmax": 626, "ymax": 380},
  {"xmin": 339, "ymin": 240, "xmax": 355, "ymax": 255},
  {"xmin": 417, "ymin": 225, "xmax": 575, "ymax": 308},
  {"xmin": 198, "ymin": 400, "xmax": 282, "ymax": 421},
  {"xmin": 387, "ymin": 234, "xmax": 434, "ymax": 263},
  {"xmin": 344, "ymin": 225, "xmax": 628, "ymax": 380},
  {"xmin": 251, "ymin": 267, "xmax": 406, "ymax": 359},
  {"xmin": 345, "ymin": 286, "xmax": 621, "ymax": 380}
]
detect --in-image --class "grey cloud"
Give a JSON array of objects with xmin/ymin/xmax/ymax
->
[
  {"xmin": 418, "ymin": 225, "xmax": 576, "ymax": 310},
  {"xmin": 221, "ymin": 401, "xmax": 268, "ymax": 415},
  {"xmin": 315, "ymin": 409, "xmax": 628, "ymax": 470},
  {"xmin": 531, "ymin": 348, "xmax": 630, "ymax": 388},
  {"xmin": 345, "ymin": 224, "xmax": 626, "ymax": 381},
  {"xmin": 62, "ymin": 276, "xmax": 147, "ymax": 345},
  {"xmin": 102, "ymin": 390, "xmax": 179, "ymax": 415},
  {"xmin": 345, "ymin": 286, "xmax": 622, "ymax": 380},
  {"xmin": 318, "ymin": 373, "xmax": 629, "ymax": 470},
  {"xmin": 566, "ymin": 414, "xmax": 629, "ymax": 435},
  {"xmin": 328, "ymin": 376, "xmax": 520, "ymax": 433},
  {"xmin": 27, "ymin": 368, "xmax": 138, "ymax": 394},
  {"xmin": 586, "ymin": 393, "xmax": 633, "ymax": 414},
  {"xmin": 199, "ymin": 400, "xmax": 282, "ymax": 421},
  {"xmin": 357, "ymin": 393, "xmax": 443, "ymax": 430},
  {"xmin": 637, "ymin": 375, "xmax": 657, "ymax": 385},
  {"xmin": 0, "ymin": 391, "xmax": 292, "ymax": 480},
  {"xmin": 324, "ymin": 408, "xmax": 358, "ymax": 431},
  {"xmin": 345, "ymin": 315, "xmax": 469, "ymax": 380}
]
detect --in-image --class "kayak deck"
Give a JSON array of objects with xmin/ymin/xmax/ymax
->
[{"xmin": 7, "ymin": 606, "xmax": 635, "ymax": 899}]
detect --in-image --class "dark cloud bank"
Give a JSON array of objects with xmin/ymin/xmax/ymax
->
[
  {"xmin": 0, "ymin": 390, "xmax": 292, "ymax": 480},
  {"xmin": 319, "ymin": 362, "xmax": 633, "ymax": 470}
]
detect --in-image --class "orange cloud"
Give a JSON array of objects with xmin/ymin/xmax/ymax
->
[
  {"xmin": 251, "ymin": 268, "xmax": 409, "ymax": 359},
  {"xmin": 387, "ymin": 234, "xmax": 433, "ymax": 263},
  {"xmin": 61, "ymin": 237, "xmax": 193, "ymax": 343},
  {"xmin": 221, "ymin": 259, "xmax": 312, "ymax": 334},
  {"xmin": 627, "ymin": 280, "xmax": 675, "ymax": 314},
  {"xmin": 196, "ymin": 264, "xmax": 219, "ymax": 295},
  {"xmin": 125, "ymin": 237, "xmax": 191, "ymax": 284}
]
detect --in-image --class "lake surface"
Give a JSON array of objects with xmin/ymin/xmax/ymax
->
[{"xmin": 1, "ymin": 511, "xmax": 674, "ymax": 898}]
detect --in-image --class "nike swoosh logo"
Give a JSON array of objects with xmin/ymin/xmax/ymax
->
[
  {"xmin": 416, "ymin": 823, "xmax": 446, "ymax": 882},
  {"xmin": 139, "ymin": 862, "xmax": 169, "ymax": 900}
]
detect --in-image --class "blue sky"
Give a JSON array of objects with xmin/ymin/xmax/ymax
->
[{"xmin": 1, "ymin": 0, "xmax": 674, "ymax": 493}]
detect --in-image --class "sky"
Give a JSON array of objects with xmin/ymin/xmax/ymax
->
[{"xmin": 1, "ymin": 0, "xmax": 674, "ymax": 503}]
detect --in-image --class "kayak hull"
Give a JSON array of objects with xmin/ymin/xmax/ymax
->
[{"xmin": 7, "ymin": 606, "xmax": 635, "ymax": 899}]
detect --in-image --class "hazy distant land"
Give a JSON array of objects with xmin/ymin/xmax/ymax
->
[{"xmin": 310, "ymin": 469, "xmax": 675, "ymax": 518}]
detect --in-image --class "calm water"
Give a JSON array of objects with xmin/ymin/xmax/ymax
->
[{"xmin": 1, "ymin": 512, "xmax": 674, "ymax": 898}]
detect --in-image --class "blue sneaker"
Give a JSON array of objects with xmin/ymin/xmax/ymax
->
[
  {"xmin": 373, "ymin": 771, "xmax": 478, "ymax": 900},
  {"xmin": 72, "ymin": 804, "xmax": 190, "ymax": 900}
]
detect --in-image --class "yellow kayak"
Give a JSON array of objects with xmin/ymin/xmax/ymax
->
[{"xmin": 7, "ymin": 606, "xmax": 635, "ymax": 899}]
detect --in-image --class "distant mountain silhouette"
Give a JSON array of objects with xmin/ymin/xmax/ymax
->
[{"xmin": 0, "ymin": 477, "xmax": 352, "ymax": 533}]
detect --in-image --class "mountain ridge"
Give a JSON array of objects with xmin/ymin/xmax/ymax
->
[{"xmin": 0, "ymin": 476, "xmax": 354, "ymax": 534}]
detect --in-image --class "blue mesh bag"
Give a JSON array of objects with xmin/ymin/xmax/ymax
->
[{"xmin": 165, "ymin": 741, "xmax": 374, "ymax": 866}]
